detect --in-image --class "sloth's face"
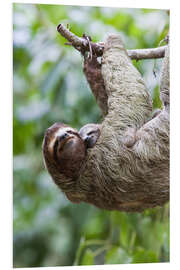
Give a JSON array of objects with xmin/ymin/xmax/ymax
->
[
  {"xmin": 48, "ymin": 126, "xmax": 82, "ymax": 159},
  {"xmin": 43, "ymin": 123, "xmax": 86, "ymax": 178}
]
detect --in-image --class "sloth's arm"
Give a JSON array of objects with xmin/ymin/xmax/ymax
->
[
  {"xmin": 83, "ymin": 36, "xmax": 153, "ymax": 122},
  {"xmin": 101, "ymin": 35, "xmax": 153, "ymax": 132},
  {"xmin": 83, "ymin": 56, "xmax": 108, "ymax": 116}
]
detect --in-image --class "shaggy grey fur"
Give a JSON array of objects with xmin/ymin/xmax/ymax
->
[{"xmin": 43, "ymin": 35, "xmax": 169, "ymax": 212}]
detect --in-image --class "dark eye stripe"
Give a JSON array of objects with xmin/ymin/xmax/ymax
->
[
  {"xmin": 68, "ymin": 130, "xmax": 82, "ymax": 140},
  {"xmin": 53, "ymin": 139, "xmax": 59, "ymax": 162},
  {"xmin": 67, "ymin": 130, "xmax": 77, "ymax": 135},
  {"xmin": 87, "ymin": 131, "xmax": 95, "ymax": 136},
  {"xmin": 53, "ymin": 132, "xmax": 73, "ymax": 162}
]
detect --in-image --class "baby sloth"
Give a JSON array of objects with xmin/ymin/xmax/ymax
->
[{"xmin": 79, "ymin": 123, "xmax": 101, "ymax": 148}]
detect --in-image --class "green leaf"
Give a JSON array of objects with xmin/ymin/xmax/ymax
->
[
  {"xmin": 80, "ymin": 249, "xmax": 94, "ymax": 265},
  {"xmin": 132, "ymin": 248, "xmax": 159, "ymax": 263},
  {"xmin": 105, "ymin": 247, "xmax": 132, "ymax": 264},
  {"xmin": 153, "ymin": 85, "xmax": 163, "ymax": 109},
  {"xmin": 83, "ymin": 213, "xmax": 108, "ymax": 239}
]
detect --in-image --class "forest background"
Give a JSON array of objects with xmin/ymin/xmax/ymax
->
[{"xmin": 13, "ymin": 4, "xmax": 169, "ymax": 267}]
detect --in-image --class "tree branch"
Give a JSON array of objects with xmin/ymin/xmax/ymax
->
[
  {"xmin": 127, "ymin": 46, "xmax": 166, "ymax": 60},
  {"xmin": 57, "ymin": 24, "xmax": 166, "ymax": 60}
]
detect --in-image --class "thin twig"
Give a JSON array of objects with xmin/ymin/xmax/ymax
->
[
  {"xmin": 127, "ymin": 46, "xmax": 166, "ymax": 60},
  {"xmin": 57, "ymin": 24, "xmax": 166, "ymax": 60}
]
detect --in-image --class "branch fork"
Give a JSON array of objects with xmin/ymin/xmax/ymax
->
[{"xmin": 57, "ymin": 23, "xmax": 167, "ymax": 60}]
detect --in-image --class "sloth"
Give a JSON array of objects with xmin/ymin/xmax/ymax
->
[{"xmin": 43, "ymin": 34, "xmax": 169, "ymax": 212}]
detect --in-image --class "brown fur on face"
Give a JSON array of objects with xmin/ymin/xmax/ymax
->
[{"xmin": 43, "ymin": 122, "xmax": 86, "ymax": 183}]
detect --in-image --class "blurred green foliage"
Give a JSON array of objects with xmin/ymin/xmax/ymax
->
[{"xmin": 13, "ymin": 3, "xmax": 169, "ymax": 267}]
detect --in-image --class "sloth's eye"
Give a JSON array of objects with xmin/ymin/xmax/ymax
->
[
  {"xmin": 67, "ymin": 130, "xmax": 76, "ymax": 135},
  {"xmin": 87, "ymin": 131, "xmax": 95, "ymax": 136},
  {"xmin": 60, "ymin": 133, "xmax": 68, "ymax": 140}
]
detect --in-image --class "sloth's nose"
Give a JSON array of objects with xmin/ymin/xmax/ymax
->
[{"xmin": 84, "ymin": 136, "xmax": 91, "ymax": 148}]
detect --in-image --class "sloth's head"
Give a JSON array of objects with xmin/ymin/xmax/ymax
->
[
  {"xmin": 79, "ymin": 123, "xmax": 101, "ymax": 148},
  {"xmin": 42, "ymin": 123, "xmax": 86, "ymax": 179}
]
